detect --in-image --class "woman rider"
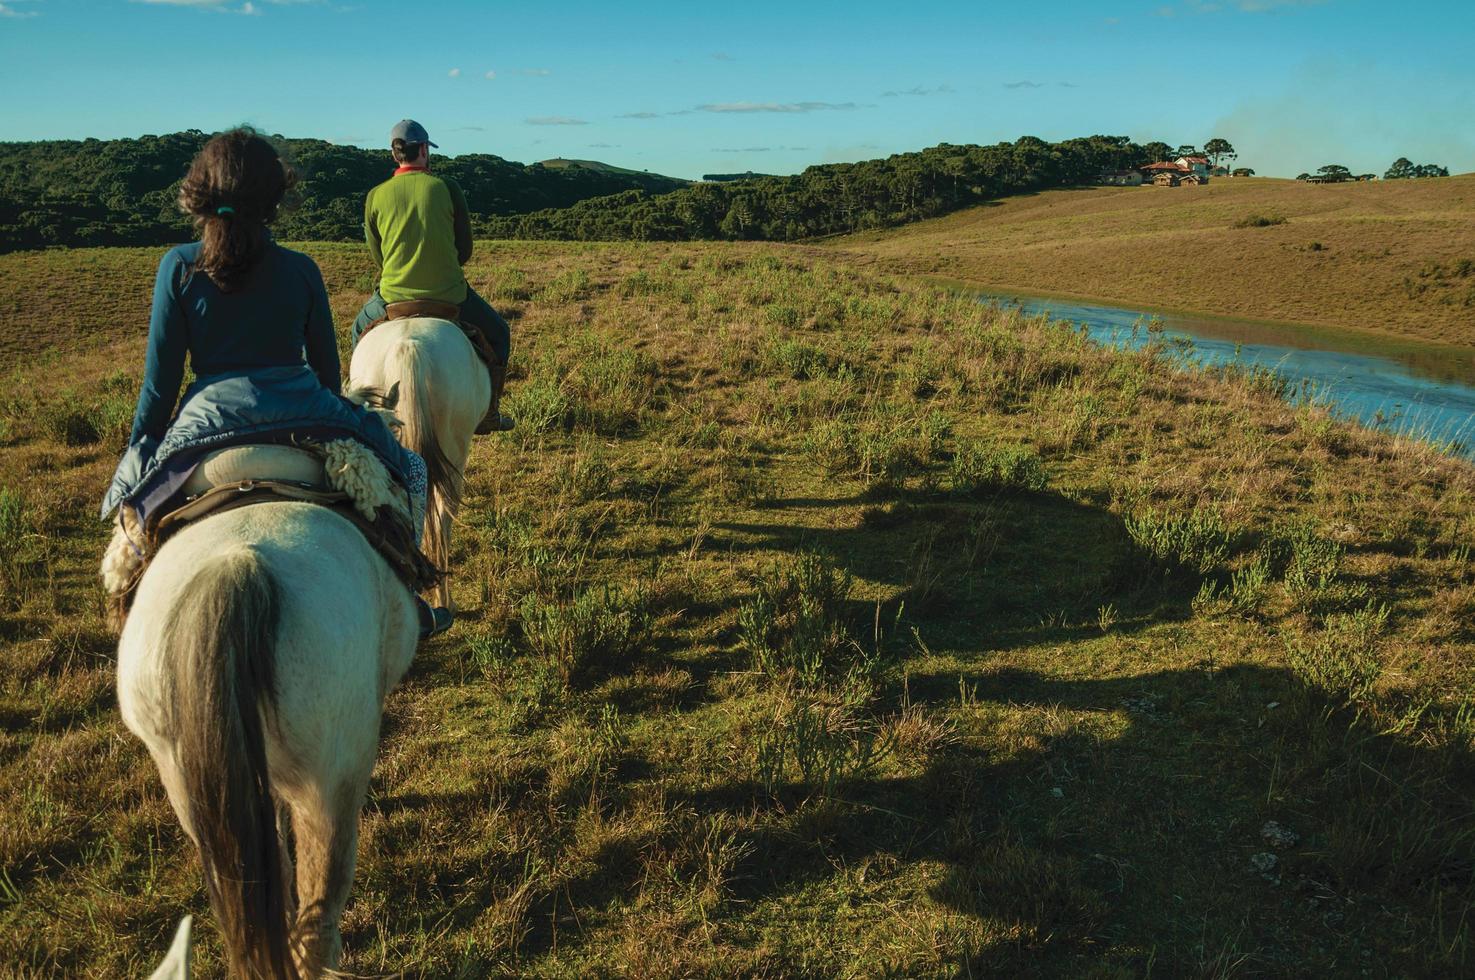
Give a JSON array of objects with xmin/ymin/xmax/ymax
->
[{"xmin": 102, "ymin": 128, "xmax": 450, "ymax": 636}]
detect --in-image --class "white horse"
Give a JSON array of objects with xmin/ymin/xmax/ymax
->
[
  {"xmin": 349, "ymin": 317, "xmax": 491, "ymax": 607},
  {"xmin": 116, "ymin": 493, "xmax": 419, "ymax": 977}
]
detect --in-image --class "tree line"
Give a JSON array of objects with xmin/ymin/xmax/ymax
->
[
  {"xmin": 1, "ymin": 131, "xmax": 1171, "ymax": 250},
  {"xmin": 1294, "ymin": 159, "xmax": 1449, "ymax": 183},
  {"xmin": 0, "ymin": 131, "xmax": 688, "ymax": 253},
  {"xmin": 475, "ymin": 135, "xmax": 1160, "ymax": 242}
]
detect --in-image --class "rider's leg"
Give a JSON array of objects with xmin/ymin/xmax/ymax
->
[
  {"xmin": 457, "ymin": 287, "xmax": 512, "ymax": 363},
  {"xmin": 350, "ymin": 291, "xmax": 389, "ymax": 345},
  {"xmin": 458, "ymin": 287, "xmax": 514, "ymax": 433}
]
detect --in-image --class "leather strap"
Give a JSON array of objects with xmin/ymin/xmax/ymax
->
[{"xmin": 360, "ymin": 303, "xmax": 503, "ymax": 372}]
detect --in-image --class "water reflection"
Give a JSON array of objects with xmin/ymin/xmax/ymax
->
[{"xmin": 983, "ymin": 293, "xmax": 1475, "ymax": 455}]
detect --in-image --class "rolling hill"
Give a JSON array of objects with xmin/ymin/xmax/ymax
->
[{"xmin": 829, "ymin": 175, "xmax": 1475, "ymax": 346}]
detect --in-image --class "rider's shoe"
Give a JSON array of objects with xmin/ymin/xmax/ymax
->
[
  {"xmin": 475, "ymin": 408, "xmax": 515, "ymax": 434},
  {"xmin": 416, "ymin": 597, "xmax": 453, "ymax": 639}
]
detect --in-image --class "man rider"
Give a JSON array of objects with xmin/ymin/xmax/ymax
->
[{"xmin": 353, "ymin": 119, "xmax": 513, "ymax": 433}]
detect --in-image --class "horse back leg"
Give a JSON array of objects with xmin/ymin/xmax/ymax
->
[{"xmin": 287, "ymin": 781, "xmax": 365, "ymax": 978}]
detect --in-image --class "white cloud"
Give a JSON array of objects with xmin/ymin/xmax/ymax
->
[
  {"xmin": 132, "ymin": 0, "xmax": 260, "ymax": 11},
  {"xmin": 1002, "ymin": 81, "xmax": 1045, "ymax": 89},
  {"xmin": 0, "ymin": 1, "xmax": 39, "ymax": 16},
  {"xmin": 484, "ymin": 70, "xmax": 496, "ymax": 79},
  {"xmin": 448, "ymin": 67, "xmax": 461, "ymax": 77},
  {"xmin": 516, "ymin": 68, "xmax": 551, "ymax": 76},
  {"xmin": 697, "ymin": 101, "xmax": 861, "ymax": 113},
  {"xmin": 619, "ymin": 111, "xmax": 662, "ymax": 119},
  {"xmin": 526, "ymin": 116, "xmax": 587, "ymax": 126},
  {"xmin": 881, "ymin": 84, "xmax": 953, "ymax": 98}
]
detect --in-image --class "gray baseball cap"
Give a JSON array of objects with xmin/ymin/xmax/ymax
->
[{"xmin": 389, "ymin": 119, "xmax": 438, "ymax": 148}]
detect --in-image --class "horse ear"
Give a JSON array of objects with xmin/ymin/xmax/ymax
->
[
  {"xmin": 148, "ymin": 915, "xmax": 192, "ymax": 980},
  {"xmin": 384, "ymin": 381, "xmax": 400, "ymax": 410}
]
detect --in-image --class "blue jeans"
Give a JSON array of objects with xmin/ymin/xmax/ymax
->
[{"xmin": 351, "ymin": 286, "xmax": 511, "ymax": 364}]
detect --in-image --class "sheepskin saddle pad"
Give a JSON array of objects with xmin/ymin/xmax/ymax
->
[{"xmin": 102, "ymin": 441, "xmax": 435, "ymax": 628}]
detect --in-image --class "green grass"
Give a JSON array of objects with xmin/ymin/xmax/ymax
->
[{"xmin": 1, "ymin": 241, "xmax": 1474, "ymax": 975}]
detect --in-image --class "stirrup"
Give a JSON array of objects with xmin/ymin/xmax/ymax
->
[{"xmin": 417, "ymin": 598, "xmax": 453, "ymax": 639}]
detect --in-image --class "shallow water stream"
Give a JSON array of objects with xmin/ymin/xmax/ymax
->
[{"xmin": 984, "ymin": 293, "xmax": 1475, "ymax": 456}]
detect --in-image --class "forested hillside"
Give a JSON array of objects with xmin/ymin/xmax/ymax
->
[
  {"xmin": 1, "ymin": 132, "xmax": 1158, "ymax": 250},
  {"xmin": 479, "ymin": 135, "xmax": 1157, "ymax": 241},
  {"xmin": 0, "ymin": 131, "xmax": 688, "ymax": 252}
]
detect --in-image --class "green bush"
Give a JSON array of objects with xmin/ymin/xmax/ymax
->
[
  {"xmin": 519, "ymin": 584, "xmax": 650, "ymax": 686},
  {"xmin": 1286, "ymin": 603, "xmax": 1389, "ymax": 704},
  {"xmin": 1124, "ymin": 505, "xmax": 1233, "ymax": 576},
  {"xmin": 739, "ymin": 551, "xmax": 854, "ymax": 688},
  {"xmin": 565, "ymin": 336, "xmax": 659, "ymax": 434},
  {"xmin": 755, "ymin": 698, "xmax": 895, "ymax": 799},
  {"xmin": 949, "ymin": 442, "xmax": 1048, "ymax": 496}
]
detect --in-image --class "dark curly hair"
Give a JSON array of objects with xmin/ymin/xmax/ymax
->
[{"xmin": 177, "ymin": 128, "xmax": 297, "ymax": 293}]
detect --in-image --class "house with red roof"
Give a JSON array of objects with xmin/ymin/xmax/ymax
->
[
  {"xmin": 1176, "ymin": 155, "xmax": 1212, "ymax": 177},
  {"xmin": 1137, "ymin": 157, "xmax": 1212, "ymax": 186}
]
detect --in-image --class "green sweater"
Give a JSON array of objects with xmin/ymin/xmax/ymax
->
[{"xmin": 364, "ymin": 168, "xmax": 474, "ymax": 304}]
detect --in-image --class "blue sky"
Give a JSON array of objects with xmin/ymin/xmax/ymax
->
[{"xmin": 1, "ymin": 0, "xmax": 1471, "ymax": 179}]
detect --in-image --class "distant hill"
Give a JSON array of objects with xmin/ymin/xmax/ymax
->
[
  {"xmin": 701, "ymin": 172, "xmax": 775, "ymax": 183},
  {"xmin": 829, "ymin": 175, "xmax": 1475, "ymax": 346},
  {"xmin": 538, "ymin": 158, "xmax": 687, "ymax": 189},
  {"xmin": 0, "ymin": 133, "xmax": 691, "ymax": 252}
]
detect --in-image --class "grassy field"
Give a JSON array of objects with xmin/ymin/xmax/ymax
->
[
  {"xmin": 829, "ymin": 175, "xmax": 1475, "ymax": 347},
  {"xmin": 2, "ymin": 241, "xmax": 1474, "ymax": 976}
]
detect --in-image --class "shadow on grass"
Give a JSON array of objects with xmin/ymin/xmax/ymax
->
[{"xmin": 675, "ymin": 661, "xmax": 1474, "ymax": 975}]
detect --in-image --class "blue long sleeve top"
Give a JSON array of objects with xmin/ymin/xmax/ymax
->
[{"xmin": 129, "ymin": 240, "xmax": 341, "ymax": 444}]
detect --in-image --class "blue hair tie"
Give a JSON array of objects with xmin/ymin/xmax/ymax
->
[{"xmin": 215, "ymin": 206, "xmax": 235, "ymax": 217}]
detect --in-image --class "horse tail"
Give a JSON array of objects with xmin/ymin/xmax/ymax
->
[
  {"xmin": 392, "ymin": 335, "xmax": 460, "ymax": 582},
  {"xmin": 167, "ymin": 548, "xmax": 297, "ymax": 980}
]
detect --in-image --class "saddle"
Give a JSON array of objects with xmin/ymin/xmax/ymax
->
[
  {"xmin": 363, "ymin": 299, "xmax": 502, "ymax": 370},
  {"xmin": 361, "ymin": 299, "xmax": 513, "ymax": 434},
  {"xmin": 104, "ymin": 444, "xmax": 440, "ymax": 630}
]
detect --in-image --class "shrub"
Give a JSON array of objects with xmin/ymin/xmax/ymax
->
[
  {"xmin": 464, "ymin": 631, "xmax": 516, "ymax": 682},
  {"xmin": 0, "ymin": 487, "xmax": 40, "ymax": 598},
  {"xmin": 1234, "ymin": 213, "xmax": 1288, "ymax": 228},
  {"xmin": 519, "ymin": 584, "xmax": 650, "ymax": 686},
  {"xmin": 1124, "ymin": 505, "xmax": 1233, "ymax": 576},
  {"xmin": 565, "ymin": 336, "xmax": 659, "ymax": 434},
  {"xmin": 755, "ymin": 698, "xmax": 895, "ymax": 799},
  {"xmin": 1269, "ymin": 520, "xmax": 1354, "ymax": 610},
  {"xmin": 1286, "ymin": 603, "xmax": 1389, "ymax": 704},
  {"xmin": 46, "ymin": 408, "xmax": 100, "ymax": 447},
  {"xmin": 949, "ymin": 442, "xmax": 1048, "ymax": 496},
  {"xmin": 764, "ymin": 338, "xmax": 833, "ymax": 380},
  {"xmin": 540, "ymin": 268, "xmax": 591, "ymax": 304},
  {"xmin": 738, "ymin": 550, "xmax": 854, "ymax": 688}
]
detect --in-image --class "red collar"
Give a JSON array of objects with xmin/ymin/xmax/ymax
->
[{"xmin": 393, "ymin": 164, "xmax": 429, "ymax": 175}]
